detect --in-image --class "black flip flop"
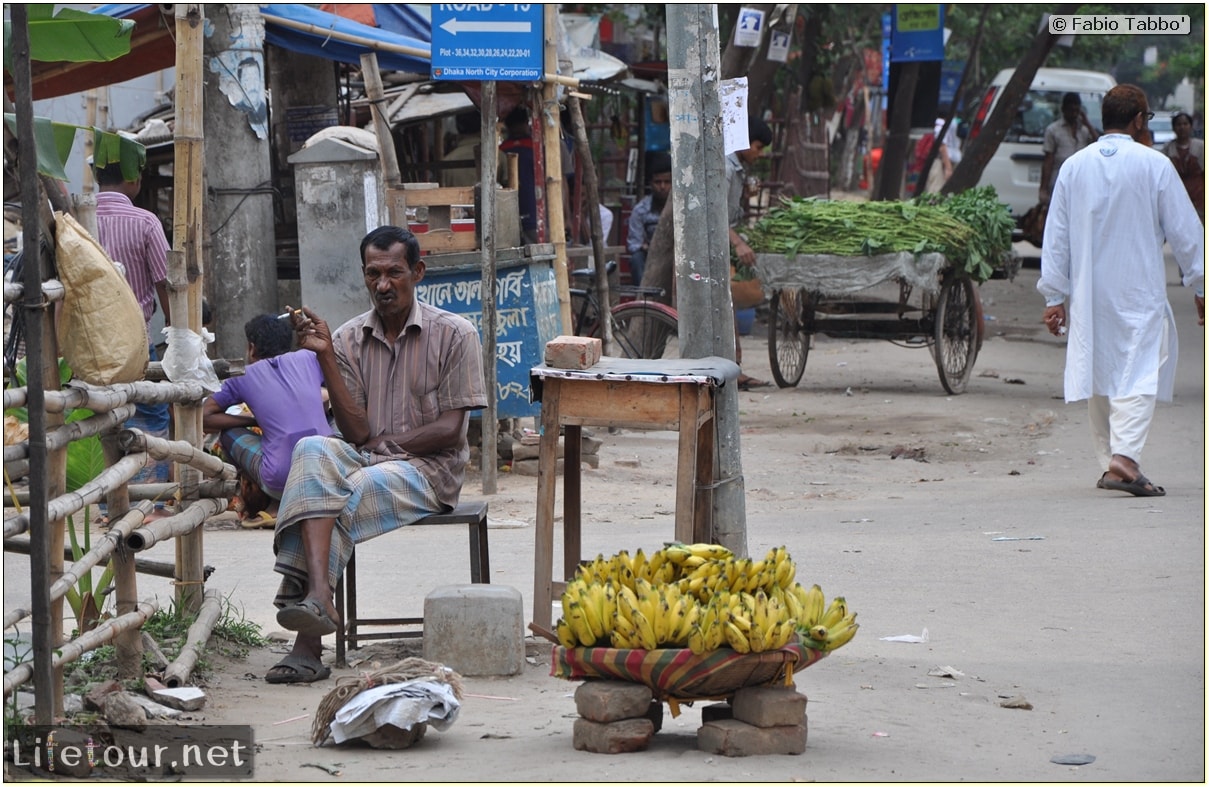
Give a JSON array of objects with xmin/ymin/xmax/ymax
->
[
  {"xmin": 1099, "ymin": 473, "xmax": 1166, "ymax": 497},
  {"xmin": 265, "ymin": 653, "xmax": 331, "ymax": 684},
  {"xmin": 276, "ymin": 598, "xmax": 339, "ymax": 636}
]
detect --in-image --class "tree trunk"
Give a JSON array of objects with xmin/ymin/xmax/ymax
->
[
  {"xmin": 875, "ymin": 61, "xmax": 919, "ymax": 201},
  {"xmin": 719, "ymin": 4, "xmax": 774, "ymax": 80},
  {"xmin": 943, "ymin": 3, "xmax": 1078, "ymax": 194}
]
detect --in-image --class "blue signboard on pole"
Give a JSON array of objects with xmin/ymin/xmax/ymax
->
[
  {"xmin": 431, "ymin": 4, "xmax": 544, "ymax": 81},
  {"xmin": 890, "ymin": 4, "xmax": 945, "ymax": 63}
]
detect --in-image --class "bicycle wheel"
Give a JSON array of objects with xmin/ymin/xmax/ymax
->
[
  {"xmin": 609, "ymin": 301, "xmax": 679, "ymax": 359},
  {"xmin": 932, "ymin": 275, "xmax": 979, "ymax": 394},
  {"xmin": 768, "ymin": 288, "xmax": 811, "ymax": 388}
]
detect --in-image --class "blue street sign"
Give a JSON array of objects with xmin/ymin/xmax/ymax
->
[{"xmin": 431, "ymin": 4, "xmax": 544, "ymax": 81}]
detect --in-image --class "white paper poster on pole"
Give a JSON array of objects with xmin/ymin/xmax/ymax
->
[
  {"xmin": 767, "ymin": 30, "xmax": 791, "ymax": 62},
  {"xmin": 734, "ymin": 7, "xmax": 764, "ymax": 47},
  {"xmin": 720, "ymin": 78, "xmax": 750, "ymax": 155}
]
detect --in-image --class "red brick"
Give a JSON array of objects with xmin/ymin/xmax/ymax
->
[
  {"xmin": 575, "ymin": 680, "xmax": 653, "ymax": 722},
  {"xmin": 696, "ymin": 718, "xmax": 808, "ymax": 756},
  {"xmin": 732, "ymin": 685, "xmax": 807, "ymax": 728},
  {"xmin": 545, "ymin": 336, "xmax": 601, "ymax": 369},
  {"xmin": 573, "ymin": 717, "xmax": 655, "ymax": 754}
]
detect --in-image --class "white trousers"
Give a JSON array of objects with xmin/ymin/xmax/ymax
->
[
  {"xmin": 1088, "ymin": 394, "xmax": 1157, "ymax": 471},
  {"xmin": 1087, "ymin": 316, "xmax": 1169, "ymax": 472}
]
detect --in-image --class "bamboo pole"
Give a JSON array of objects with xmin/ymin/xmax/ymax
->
[
  {"xmin": 541, "ymin": 4, "xmax": 572, "ymax": 333},
  {"xmin": 101, "ymin": 433, "xmax": 142, "ymax": 678},
  {"xmin": 144, "ymin": 358, "xmax": 246, "ymax": 382},
  {"xmin": 35, "ymin": 379, "xmax": 210, "ymax": 415},
  {"xmin": 4, "ymin": 454, "xmax": 145, "ymax": 538},
  {"xmin": 1, "ymin": 501, "xmax": 151, "ymax": 630},
  {"xmin": 118, "ymin": 429, "xmax": 236, "ymax": 480},
  {"xmin": 173, "ymin": 4, "xmax": 207, "ymax": 617},
  {"xmin": 44, "ymin": 404, "xmax": 135, "ymax": 451},
  {"xmin": 2, "ymin": 540, "xmax": 207, "ymax": 582},
  {"xmin": 3, "ymin": 601, "xmax": 159, "ymax": 698},
  {"xmin": 9, "ymin": 479, "xmax": 238, "ymax": 508},
  {"xmin": 162, "ymin": 589, "xmax": 224, "ymax": 687},
  {"xmin": 360, "ymin": 52, "xmax": 402, "ymax": 188},
  {"xmin": 125, "ymin": 498, "xmax": 225, "ymax": 552}
]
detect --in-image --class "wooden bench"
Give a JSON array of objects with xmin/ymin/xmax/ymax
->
[{"xmin": 333, "ymin": 500, "xmax": 490, "ymax": 666}]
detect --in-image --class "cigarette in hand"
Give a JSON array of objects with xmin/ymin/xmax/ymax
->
[{"xmin": 277, "ymin": 309, "xmax": 302, "ymax": 321}]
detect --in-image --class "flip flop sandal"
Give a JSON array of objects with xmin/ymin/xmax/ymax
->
[
  {"xmin": 240, "ymin": 511, "xmax": 277, "ymax": 530},
  {"xmin": 276, "ymin": 598, "xmax": 339, "ymax": 636},
  {"xmin": 1099, "ymin": 474, "xmax": 1166, "ymax": 497},
  {"xmin": 265, "ymin": 653, "xmax": 331, "ymax": 684}
]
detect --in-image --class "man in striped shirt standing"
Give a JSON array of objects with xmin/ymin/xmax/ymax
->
[
  {"xmin": 265, "ymin": 225, "xmax": 488, "ymax": 684},
  {"xmin": 94, "ymin": 163, "xmax": 172, "ymax": 483}
]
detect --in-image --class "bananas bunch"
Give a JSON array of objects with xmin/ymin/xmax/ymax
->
[
  {"xmin": 793, "ymin": 589, "xmax": 859, "ymax": 652},
  {"xmin": 555, "ymin": 543, "xmax": 859, "ymax": 656}
]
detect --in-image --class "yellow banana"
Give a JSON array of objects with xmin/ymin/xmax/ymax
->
[
  {"xmin": 802, "ymin": 584, "xmax": 825, "ymax": 627},
  {"xmin": 687, "ymin": 542, "xmax": 735, "ymax": 561},
  {"xmin": 633, "ymin": 608, "xmax": 658, "ymax": 649},
  {"xmin": 646, "ymin": 548, "xmax": 666, "ymax": 580},
  {"xmin": 822, "ymin": 596, "xmax": 848, "ymax": 629},
  {"xmin": 566, "ymin": 603, "xmax": 596, "ymax": 646},
  {"xmin": 825, "ymin": 615, "xmax": 859, "ymax": 651},
  {"xmin": 579, "ymin": 592, "xmax": 604, "ymax": 641},
  {"xmin": 688, "ymin": 624, "xmax": 707, "ymax": 655},
  {"xmin": 556, "ymin": 618, "xmax": 578, "ymax": 648},
  {"xmin": 807, "ymin": 624, "xmax": 829, "ymax": 642},
  {"xmin": 724, "ymin": 621, "xmax": 752, "ymax": 654}
]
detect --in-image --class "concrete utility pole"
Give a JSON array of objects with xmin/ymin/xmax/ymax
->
[
  {"xmin": 666, "ymin": 5, "xmax": 748, "ymax": 557},
  {"xmin": 204, "ymin": 4, "xmax": 277, "ymax": 360}
]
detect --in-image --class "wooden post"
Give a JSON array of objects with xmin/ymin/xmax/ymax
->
[
  {"xmin": 83, "ymin": 89, "xmax": 97, "ymax": 194},
  {"xmin": 480, "ymin": 82, "xmax": 499, "ymax": 495},
  {"xmin": 542, "ymin": 4, "xmax": 573, "ymax": 333},
  {"xmin": 173, "ymin": 4, "xmax": 206, "ymax": 615},
  {"xmin": 360, "ymin": 52, "xmax": 403, "ymax": 188},
  {"xmin": 9, "ymin": 3, "xmax": 67, "ymax": 723},
  {"xmin": 568, "ymin": 95, "xmax": 613, "ymax": 354}
]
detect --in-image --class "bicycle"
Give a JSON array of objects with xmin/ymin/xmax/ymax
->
[{"xmin": 568, "ymin": 261, "xmax": 679, "ymax": 360}]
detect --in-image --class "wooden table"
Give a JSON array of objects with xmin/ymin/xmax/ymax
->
[{"xmin": 529, "ymin": 357, "xmax": 739, "ymax": 629}]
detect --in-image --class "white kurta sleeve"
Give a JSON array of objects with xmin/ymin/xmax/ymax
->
[
  {"xmin": 1038, "ymin": 169, "xmax": 1073, "ymax": 307},
  {"xmin": 1156, "ymin": 163, "xmax": 1205, "ymax": 293}
]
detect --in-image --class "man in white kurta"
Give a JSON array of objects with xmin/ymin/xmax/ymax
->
[{"xmin": 1038, "ymin": 84, "xmax": 1204, "ymax": 497}]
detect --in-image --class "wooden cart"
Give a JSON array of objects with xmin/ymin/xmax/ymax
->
[{"xmin": 757, "ymin": 250, "xmax": 1019, "ymax": 395}]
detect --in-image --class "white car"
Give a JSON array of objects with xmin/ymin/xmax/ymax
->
[
  {"xmin": 1149, "ymin": 114, "xmax": 1176, "ymax": 148},
  {"xmin": 969, "ymin": 68, "xmax": 1117, "ymax": 229}
]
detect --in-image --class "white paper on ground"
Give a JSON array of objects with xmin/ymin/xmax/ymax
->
[
  {"xmin": 329, "ymin": 679, "xmax": 461, "ymax": 744},
  {"xmin": 879, "ymin": 628, "xmax": 929, "ymax": 643}
]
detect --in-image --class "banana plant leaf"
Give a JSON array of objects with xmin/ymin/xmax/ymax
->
[
  {"xmin": 5, "ymin": 357, "xmax": 105, "ymax": 492},
  {"xmin": 3, "ymin": 5, "xmax": 135, "ymax": 73},
  {"xmin": 3, "ymin": 114, "xmax": 145, "ymax": 182}
]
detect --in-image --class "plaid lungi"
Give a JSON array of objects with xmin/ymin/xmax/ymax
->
[
  {"xmin": 272, "ymin": 435, "xmax": 443, "ymax": 609},
  {"xmin": 218, "ymin": 427, "xmax": 276, "ymax": 498}
]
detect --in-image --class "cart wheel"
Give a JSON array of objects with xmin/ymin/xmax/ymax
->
[
  {"xmin": 933, "ymin": 276, "xmax": 979, "ymax": 394},
  {"xmin": 768, "ymin": 288, "xmax": 811, "ymax": 388}
]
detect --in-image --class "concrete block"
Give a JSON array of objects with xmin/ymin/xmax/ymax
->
[
  {"xmin": 732, "ymin": 685, "xmax": 807, "ymax": 728},
  {"xmin": 423, "ymin": 585, "xmax": 524, "ymax": 676},
  {"xmin": 574, "ymin": 681, "xmax": 653, "ymax": 722},
  {"xmin": 697, "ymin": 718, "xmax": 807, "ymax": 757},
  {"xmin": 545, "ymin": 335, "xmax": 602, "ymax": 369},
  {"xmin": 572, "ymin": 717, "xmax": 655, "ymax": 754}
]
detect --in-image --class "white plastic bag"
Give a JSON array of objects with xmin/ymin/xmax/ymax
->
[{"xmin": 161, "ymin": 326, "xmax": 221, "ymax": 392}]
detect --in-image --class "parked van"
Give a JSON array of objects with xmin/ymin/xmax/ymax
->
[{"xmin": 968, "ymin": 68, "xmax": 1117, "ymax": 226}]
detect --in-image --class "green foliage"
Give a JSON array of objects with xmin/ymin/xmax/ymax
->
[
  {"xmin": 3, "ymin": 114, "xmax": 146, "ymax": 182},
  {"xmin": 5, "ymin": 357, "xmax": 105, "ymax": 493},
  {"xmin": 63, "ymin": 506, "xmax": 114, "ymax": 634},
  {"xmin": 4, "ymin": 5, "xmax": 135, "ymax": 68},
  {"xmin": 747, "ymin": 187, "xmax": 1014, "ymax": 282}
]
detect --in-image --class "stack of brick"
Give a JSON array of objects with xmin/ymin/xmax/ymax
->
[
  {"xmin": 509, "ymin": 430, "xmax": 602, "ymax": 476},
  {"xmin": 697, "ymin": 686, "xmax": 808, "ymax": 756},
  {"xmin": 571, "ymin": 681, "xmax": 664, "ymax": 754}
]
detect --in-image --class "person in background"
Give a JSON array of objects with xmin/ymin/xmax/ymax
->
[
  {"xmin": 202, "ymin": 314, "xmax": 332, "ymax": 529},
  {"xmin": 1038, "ymin": 84, "xmax": 1204, "ymax": 498},
  {"xmin": 626, "ymin": 151, "xmax": 672, "ymax": 287},
  {"xmin": 264, "ymin": 226, "xmax": 487, "ymax": 684},
  {"xmin": 441, "ymin": 109, "xmax": 481, "ymax": 189},
  {"xmin": 500, "ymin": 105, "xmax": 539, "ymax": 244},
  {"xmin": 1039, "ymin": 92, "xmax": 1099, "ymax": 205},
  {"xmin": 934, "ymin": 107, "xmax": 962, "ymax": 168},
  {"xmin": 94, "ymin": 161, "xmax": 172, "ymax": 484},
  {"xmin": 727, "ymin": 116, "xmax": 773, "ymax": 390},
  {"xmin": 1161, "ymin": 111, "xmax": 1204, "ymax": 223}
]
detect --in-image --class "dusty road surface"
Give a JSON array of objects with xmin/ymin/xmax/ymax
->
[{"xmin": 6, "ymin": 255, "xmax": 1205, "ymax": 782}]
